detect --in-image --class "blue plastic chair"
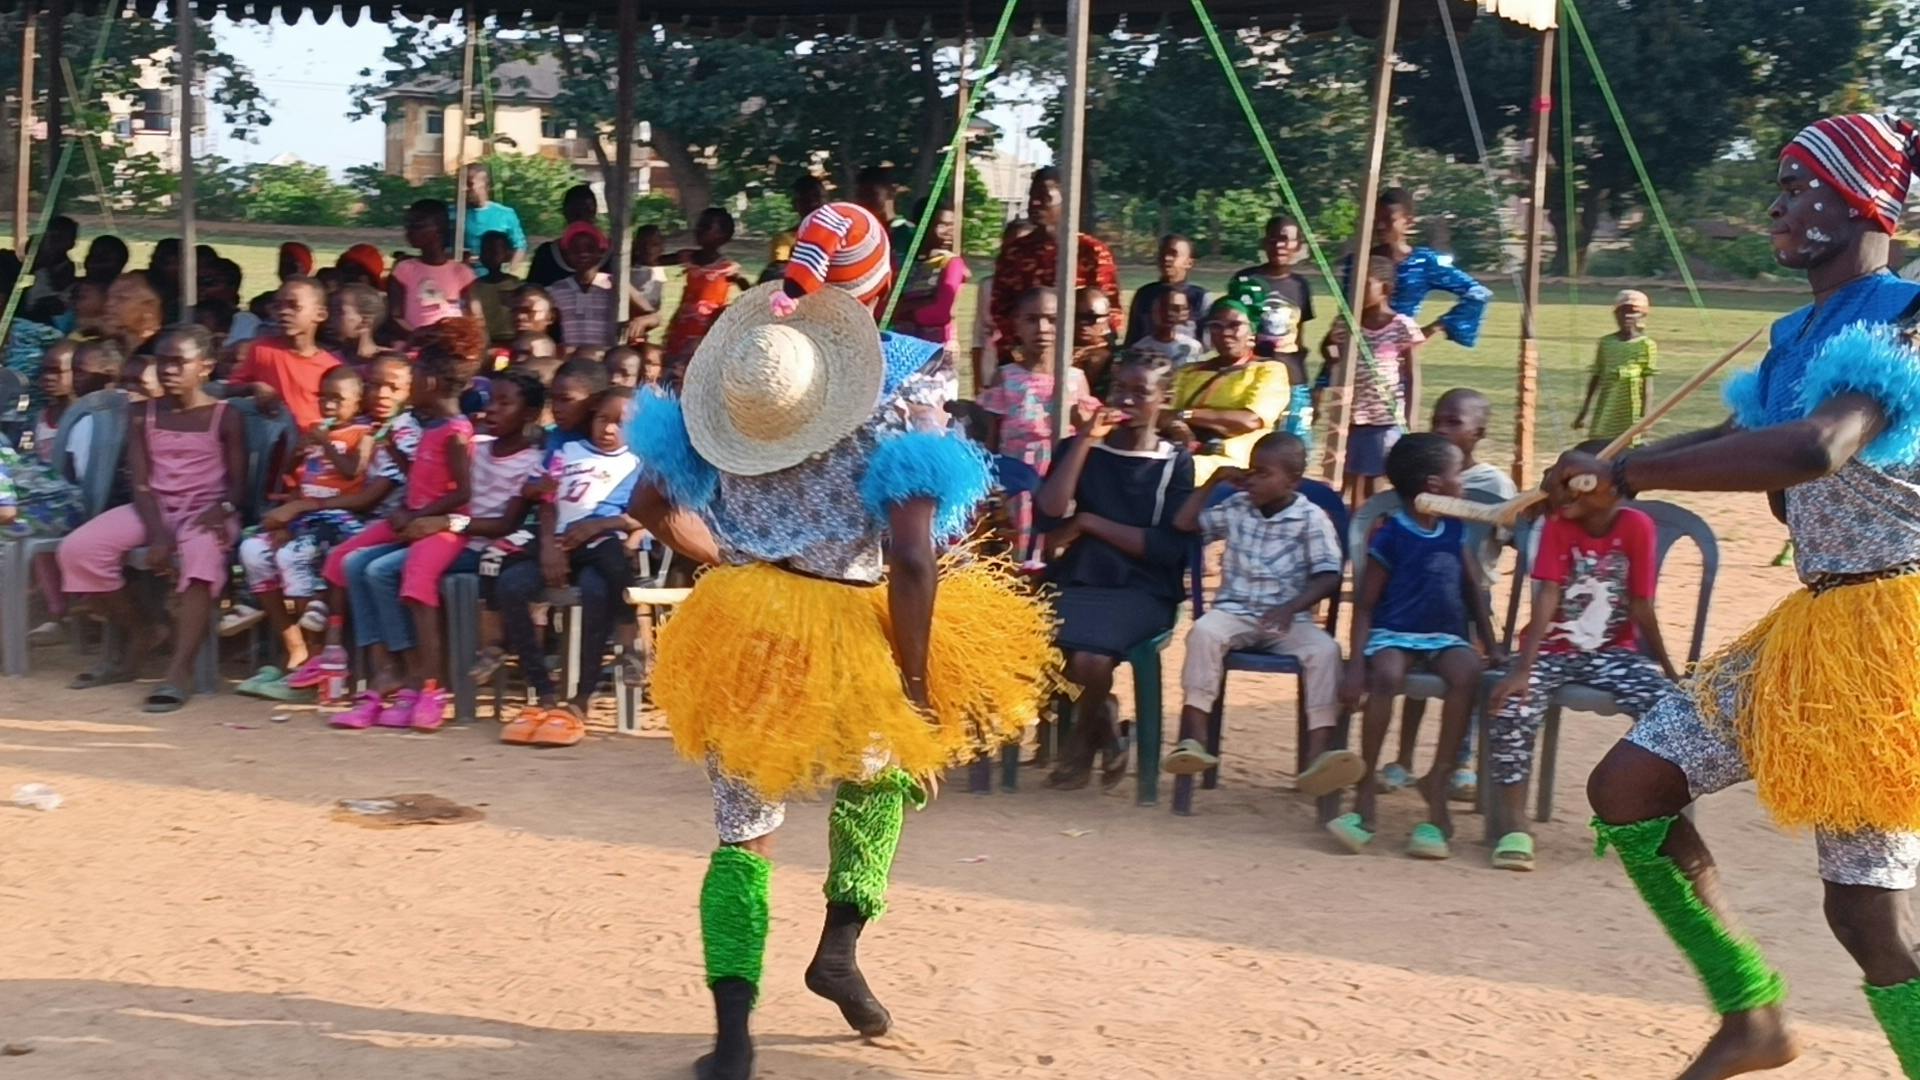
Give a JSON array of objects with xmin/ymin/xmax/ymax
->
[{"xmin": 1171, "ymin": 479, "xmax": 1350, "ymax": 816}]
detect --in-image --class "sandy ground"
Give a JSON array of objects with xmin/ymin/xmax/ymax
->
[{"xmin": 0, "ymin": 490, "xmax": 1909, "ymax": 1079}]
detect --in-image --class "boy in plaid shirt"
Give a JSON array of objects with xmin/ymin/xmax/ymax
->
[{"xmin": 1167, "ymin": 432, "xmax": 1362, "ymax": 793}]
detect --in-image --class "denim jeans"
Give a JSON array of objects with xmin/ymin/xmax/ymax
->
[{"xmin": 347, "ymin": 543, "xmax": 479, "ymax": 651}]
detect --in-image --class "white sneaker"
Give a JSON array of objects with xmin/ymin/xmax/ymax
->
[
  {"xmin": 220, "ymin": 605, "xmax": 264, "ymax": 637},
  {"xmin": 27, "ymin": 620, "xmax": 66, "ymax": 647}
]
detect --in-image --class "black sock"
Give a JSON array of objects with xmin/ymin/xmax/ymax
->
[
  {"xmin": 805, "ymin": 902, "xmax": 891, "ymax": 1036},
  {"xmin": 696, "ymin": 978, "xmax": 755, "ymax": 1080}
]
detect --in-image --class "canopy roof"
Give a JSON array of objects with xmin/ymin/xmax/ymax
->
[{"xmin": 6, "ymin": 0, "xmax": 1553, "ymax": 34}]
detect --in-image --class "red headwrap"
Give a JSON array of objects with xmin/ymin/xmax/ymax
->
[
  {"xmin": 1781, "ymin": 114, "xmax": 1920, "ymax": 234},
  {"xmin": 278, "ymin": 241, "xmax": 314, "ymax": 278},
  {"xmin": 337, "ymin": 243, "xmax": 386, "ymax": 289}
]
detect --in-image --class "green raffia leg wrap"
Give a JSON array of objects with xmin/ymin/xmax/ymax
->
[
  {"xmin": 1867, "ymin": 978, "xmax": 1920, "ymax": 1077},
  {"xmin": 1592, "ymin": 816, "xmax": 1787, "ymax": 1014},
  {"xmin": 824, "ymin": 768, "xmax": 922, "ymax": 921},
  {"xmin": 700, "ymin": 846, "xmax": 771, "ymax": 993}
]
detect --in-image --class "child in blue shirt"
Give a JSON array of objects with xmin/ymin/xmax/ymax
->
[{"xmin": 1334, "ymin": 432, "xmax": 1498, "ymax": 860}]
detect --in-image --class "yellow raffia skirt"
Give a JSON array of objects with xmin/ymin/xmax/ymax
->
[
  {"xmin": 651, "ymin": 555, "xmax": 1064, "ymax": 802},
  {"xmin": 1697, "ymin": 572, "xmax": 1920, "ymax": 832}
]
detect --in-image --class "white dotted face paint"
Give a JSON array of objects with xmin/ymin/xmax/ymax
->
[
  {"xmin": 1815, "ymin": 202, "xmax": 1825, "ymax": 211},
  {"xmin": 1810, "ymin": 178, "xmax": 1822, "ymax": 188},
  {"xmin": 1806, "ymin": 227, "xmax": 1834, "ymax": 243}
]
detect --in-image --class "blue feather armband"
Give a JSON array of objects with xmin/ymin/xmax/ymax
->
[
  {"xmin": 624, "ymin": 388, "xmax": 718, "ymax": 511},
  {"xmin": 1722, "ymin": 367, "xmax": 1767, "ymax": 430},
  {"xmin": 859, "ymin": 431, "xmax": 992, "ymax": 542},
  {"xmin": 1797, "ymin": 322, "xmax": 1920, "ymax": 468}
]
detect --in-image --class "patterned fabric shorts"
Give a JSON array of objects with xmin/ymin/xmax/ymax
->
[
  {"xmin": 707, "ymin": 749, "xmax": 891, "ymax": 845},
  {"xmin": 1488, "ymin": 647, "xmax": 1672, "ymax": 787},
  {"xmin": 1628, "ymin": 650, "xmax": 1920, "ymax": 890},
  {"xmin": 1364, "ymin": 630, "xmax": 1471, "ymax": 658}
]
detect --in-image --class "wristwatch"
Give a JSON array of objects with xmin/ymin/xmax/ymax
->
[
  {"xmin": 1177, "ymin": 409, "xmax": 1195, "ymax": 424},
  {"xmin": 219, "ymin": 500, "xmax": 236, "ymax": 515},
  {"xmin": 448, "ymin": 513, "xmax": 472, "ymax": 535}
]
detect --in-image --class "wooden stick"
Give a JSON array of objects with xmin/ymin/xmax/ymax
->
[{"xmin": 1415, "ymin": 326, "xmax": 1765, "ymax": 524}]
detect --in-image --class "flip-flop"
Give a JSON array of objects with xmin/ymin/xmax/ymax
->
[
  {"xmin": 236, "ymin": 666, "xmax": 285, "ymax": 698},
  {"xmin": 1492, "ymin": 831, "xmax": 1536, "ymax": 872},
  {"xmin": 468, "ymin": 647, "xmax": 507, "ymax": 686},
  {"xmin": 68, "ymin": 664, "xmax": 135, "ymax": 690},
  {"xmin": 1326, "ymin": 812, "xmax": 1374, "ymax": 854},
  {"xmin": 1408, "ymin": 822, "xmax": 1452, "ymax": 860},
  {"xmin": 1377, "ymin": 762, "xmax": 1414, "ymax": 792},
  {"xmin": 1297, "ymin": 749, "xmax": 1366, "ymax": 797},
  {"xmin": 142, "ymin": 684, "xmax": 190, "ymax": 714}
]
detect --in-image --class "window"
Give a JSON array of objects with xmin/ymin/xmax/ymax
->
[
  {"xmin": 424, "ymin": 108, "xmax": 444, "ymax": 136},
  {"xmin": 133, "ymin": 89, "xmax": 170, "ymax": 134},
  {"xmin": 540, "ymin": 114, "xmax": 565, "ymax": 140}
]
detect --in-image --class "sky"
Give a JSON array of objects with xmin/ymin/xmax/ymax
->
[{"xmin": 211, "ymin": 17, "xmax": 1050, "ymax": 177}]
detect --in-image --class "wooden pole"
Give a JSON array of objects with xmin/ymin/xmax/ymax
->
[
  {"xmin": 1050, "ymin": 0, "xmax": 1090, "ymax": 440},
  {"xmin": 1322, "ymin": 0, "xmax": 1401, "ymax": 484},
  {"xmin": 610, "ymin": 0, "xmax": 636, "ymax": 340},
  {"xmin": 43, "ymin": 0, "xmax": 62, "ymax": 189},
  {"xmin": 15, "ymin": 4, "xmax": 37, "ymax": 253},
  {"xmin": 450, "ymin": 13, "xmax": 478, "ymax": 261},
  {"xmin": 175, "ymin": 0, "xmax": 196, "ymax": 314},
  {"xmin": 952, "ymin": 29, "xmax": 970, "ymax": 255},
  {"xmin": 1513, "ymin": 28, "xmax": 1555, "ymax": 488}
]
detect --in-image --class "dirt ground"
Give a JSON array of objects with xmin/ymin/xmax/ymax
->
[{"xmin": 0, "ymin": 490, "xmax": 1908, "ymax": 1079}]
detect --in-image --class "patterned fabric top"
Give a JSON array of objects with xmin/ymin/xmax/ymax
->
[
  {"xmin": 1724, "ymin": 272, "xmax": 1920, "ymax": 579},
  {"xmin": 989, "ymin": 230, "xmax": 1124, "ymax": 359},
  {"xmin": 707, "ymin": 423, "xmax": 890, "ymax": 582},
  {"xmin": 1342, "ymin": 247, "xmax": 1492, "ymax": 348},
  {"xmin": 1200, "ymin": 490, "xmax": 1342, "ymax": 620},
  {"xmin": 1352, "ymin": 314, "xmax": 1424, "ymax": 426},
  {"xmin": 1588, "ymin": 334, "xmax": 1659, "ymax": 441}
]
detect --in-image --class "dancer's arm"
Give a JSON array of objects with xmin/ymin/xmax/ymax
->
[
  {"xmin": 887, "ymin": 498, "xmax": 936, "ymax": 711},
  {"xmin": 627, "ymin": 481, "xmax": 722, "ymax": 566}
]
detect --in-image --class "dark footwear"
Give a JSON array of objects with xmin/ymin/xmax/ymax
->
[
  {"xmin": 68, "ymin": 663, "xmax": 135, "ymax": 690},
  {"xmin": 694, "ymin": 978, "xmax": 756, "ymax": 1079},
  {"xmin": 1044, "ymin": 760, "xmax": 1093, "ymax": 790},
  {"xmin": 804, "ymin": 902, "xmax": 891, "ymax": 1038},
  {"xmin": 468, "ymin": 647, "xmax": 507, "ymax": 686},
  {"xmin": 142, "ymin": 684, "xmax": 190, "ymax": 713}
]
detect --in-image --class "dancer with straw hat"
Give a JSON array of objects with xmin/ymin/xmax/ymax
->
[
  {"xmin": 1558, "ymin": 114, "xmax": 1920, "ymax": 1079},
  {"xmin": 626, "ymin": 282, "xmax": 1061, "ymax": 1080}
]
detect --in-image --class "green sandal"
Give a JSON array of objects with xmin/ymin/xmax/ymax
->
[
  {"xmin": 1326, "ymin": 812, "xmax": 1374, "ymax": 854},
  {"xmin": 1492, "ymin": 831, "xmax": 1536, "ymax": 872},
  {"xmin": 1407, "ymin": 822, "xmax": 1452, "ymax": 860},
  {"xmin": 236, "ymin": 666, "xmax": 285, "ymax": 699}
]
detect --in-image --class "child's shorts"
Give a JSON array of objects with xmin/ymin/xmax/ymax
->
[{"xmin": 1345, "ymin": 424, "xmax": 1401, "ymax": 479}]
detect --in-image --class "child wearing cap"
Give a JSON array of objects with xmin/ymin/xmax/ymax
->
[{"xmin": 1575, "ymin": 289, "xmax": 1658, "ymax": 444}]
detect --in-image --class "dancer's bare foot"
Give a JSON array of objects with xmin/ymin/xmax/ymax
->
[{"xmin": 1676, "ymin": 1007, "xmax": 1799, "ymax": 1080}]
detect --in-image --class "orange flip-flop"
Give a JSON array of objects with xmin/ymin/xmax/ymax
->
[
  {"xmin": 501, "ymin": 706, "xmax": 549, "ymax": 745},
  {"xmin": 530, "ymin": 707, "xmax": 586, "ymax": 748}
]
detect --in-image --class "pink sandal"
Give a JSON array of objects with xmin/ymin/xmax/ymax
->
[
  {"xmin": 411, "ymin": 683, "xmax": 448, "ymax": 732},
  {"xmin": 377, "ymin": 689, "xmax": 420, "ymax": 728},
  {"xmin": 287, "ymin": 645, "xmax": 348, "ymax": 690},
  {"xmin": 330, "ymin": 691, "xmax": 385, "ymax": 730}
]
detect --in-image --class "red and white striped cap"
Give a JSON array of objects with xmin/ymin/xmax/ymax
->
[{"xmin": 1781, "ymin": 113, "xmax": 1920, "ymax": 234}]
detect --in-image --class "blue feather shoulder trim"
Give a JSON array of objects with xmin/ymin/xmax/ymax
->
[
  {"xmin": 625, "ymin": 388, "xmax": 718, "ymax": 511},
  {"xmin": 859, "ymin": 431, "xmax": 992, "ymax": 542},
  {"xmin": 1797, "ymin": 321, "xmax": 1920, "ymax": 468},
  {"xmin": 1721, "ymin": 367, "xmax": 1767, "ymax": 430}
]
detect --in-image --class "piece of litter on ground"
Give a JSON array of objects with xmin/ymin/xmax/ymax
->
[
  {"xmin": 268, "ymin": 713, "xmax": 293, "ymax": 724},
  {"xmin": 1060, "ymin": 828, "xmax": 1093, "ymax": 838},
  {"xmin": 957, "ymin": 855, "xmax": 990, "ymax": 863},
  {"xmin": 2, "ymin": 1043, "xmax": 34, "ymax": 1056},
  {"xmin": 10, "ymin": 783, "xmax": 62, "ymax": 811},
  {"xmin": 221, "ymin": 723, "xmax": 257, "ymax": 731},
  {"xmin": 331, "ymin": 793, "xmax": 484, "ymax": 829}
]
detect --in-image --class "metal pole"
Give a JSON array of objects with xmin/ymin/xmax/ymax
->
[
  {"xmin": 1513, "ymin": 28, "xmax": 1556, "ymax": 488},
  {"xmin": 451, "ymin": 13, "xmax": 478, "ymax": 262},
  {"xmin": 175, "ymin": 0, "xmax": 196, "ymax": 314},
  {"xmin": 610, "ymin": 0, "xmax": 636, "ymax": 340},
  {"xmin": 1321, "ymin": 0, "xmax": 1401, "ymax": 484},
  {"xmin": 43, "ymin": 0, "xmax": 62, "ymax": 189},
  {"xmin": 15, "ymin": 4, "xmax": 37, "ymax": 253},
  {"xmin": 1050, "ymin": 0, "xmax": 1090, "ymax": 440}
]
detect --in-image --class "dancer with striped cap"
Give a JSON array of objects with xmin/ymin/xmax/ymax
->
[{"xmin": 769, "ymin": 166, "xmax": 899, "ymax": 321}]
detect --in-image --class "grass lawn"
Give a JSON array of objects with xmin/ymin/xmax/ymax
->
[{"xmin": 155, "ymin": 231, "xmax": 1803, "ymax": 478}]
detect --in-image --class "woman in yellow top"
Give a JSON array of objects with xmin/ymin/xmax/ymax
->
[
  {"xmin": 1167, "ymin": 298, "xmax": 1290, "ymax": 482},
  {"xmin": 1575, "ymin": 289, "xmax": 1658, "ymax": 442}
]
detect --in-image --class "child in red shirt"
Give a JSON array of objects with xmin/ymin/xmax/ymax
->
[
  {"xmin": 229, "ymin": 278, "xmax": 340, "ymax": 431},
  {"xmin": 1486, "ymin": 456, "xmax": 1679, "ymax": 871}
]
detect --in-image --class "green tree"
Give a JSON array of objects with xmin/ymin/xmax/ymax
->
[
  {"xmin": 244, "ymin": 161, "xmax": 357, "ymax": 226},
  {"xmin": 484, "ymin": 152, "xmax": 583, "ymax": 237},
  {"xmin": 344, "ymin": 163, "xmax": 436, "ymax": 228}
]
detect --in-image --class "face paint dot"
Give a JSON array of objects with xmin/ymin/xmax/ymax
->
[
  {"xmin": 1815, "ymin": 202, "xmax": 1824, "ymax": 211},
  {"xmin": 1810, "ymin": 178, "xmax": 1822, "ymax": 188}
]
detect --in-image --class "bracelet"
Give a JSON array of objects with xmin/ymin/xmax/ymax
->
[{"xmin": 1610, "ymin": 455, "xmax": 1638, "ymax": 500}]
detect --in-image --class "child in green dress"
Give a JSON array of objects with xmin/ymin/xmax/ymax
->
[{"xmin": 1574, "ymin": 289, "xmax": 1657, "ymax": 443}]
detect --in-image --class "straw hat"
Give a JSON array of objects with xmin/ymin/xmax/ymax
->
[{"xmin": 682, "ymin": 281, "xmax": 884, "ymax": 476}]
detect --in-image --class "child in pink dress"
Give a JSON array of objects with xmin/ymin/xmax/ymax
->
[
  {"xmin": 389, "ymin": 199, "xmax": 477, "ymax": 333},
  {"xmin": 980, "ymin": 288, "xmax": 1099, "ymax": 566},
  {"xmin": 58, "ymin": 325, "xmax": 245, "ymax": 712}
]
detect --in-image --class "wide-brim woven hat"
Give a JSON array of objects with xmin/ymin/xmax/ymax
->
[{"xmin": 682, "ymin": 280, "xmax": 884, "ymax": 476}]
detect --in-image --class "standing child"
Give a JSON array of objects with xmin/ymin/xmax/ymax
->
[
  {"xmin": 236, "ymin": 365, "xmax": 374, "ymax": 700},
  {"xmin": 1165, "ymin": 432, "xmax": 1358, "ymax": 792},
  {"xmin": 1333, "ymin": 433, "xmax": 1499, "ymax": 860},
  {"xmin": 1485, "ymin": 453, "xmax": 1678, "ymax": 870},
  {"xmin": 493, "ymin": 387, "xmax": 642, "ymax": 746},
  {"xmin": 58, "ymin": 326, "xmax": 246, "ymax": 712},
  {"xmin": 896, "ymin": 201, "xmax": 972, "ymax": 353},
  {"xmin": 979, "ymin": 289, "xmax": 1099, "ymax": 566},
  {"xmin": 389, "ymin": 199, "xmax": 477, "ymax": 333},
  {"xmin": 472, "ymin": 230, "xmax": 522, "ymax": 345},
  {"xmin": 1073, "ymin": 286, "xmax": 1118, "ymax": 401},
  {"xmin": 638, "ymin": 343, "xmax": 667, "ymax": 391},
  {"xmin": 1575, "ymin": 289, "xmax": 1658, "ymax": 443},
  {"xmin": 1125, "ymin": 233, "xmax": 1208, "ymax": 348},
  {"xmin": 1322, "ymin": 256, "xmax": 1424, "ymax": 514},
  {"xmin": 1229, "ymin": 216, "xmax": 1316, "ymax": 382},
  {"xmin": 549, "ymin": 223, "xmax": 618, "ymax": 349},
  {"xmin": 1125, "ymin": 290, "xmax": 1205, "ymax": 370},
  {"xmin": 663, "ymin": 208, "xmax": 750, "ymax": 366},
  {"xmin": 631, "ymin": 224, "xmax": 668, "ymax": 335},
  {"xmin": 319, "ymin": 348, "xmax": 475, "ymax": 730}
]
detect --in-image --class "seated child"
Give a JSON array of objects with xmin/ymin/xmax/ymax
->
[
  {"xmin": 229, "ymin": 278, "xmax": 341, "ymax": 431},
  {"xmin": 638, "ymin": 343, "xmax": 666, "ymax": 391},
  {"xmin": 32, "ymin": 341, "xmax": 78, "ymax": 462},
  {"xmin": 236, "ymin": 365, "xmax": 374, "ymax": 700},
  {"xmin": 454, "ymin": 368, "xmax": 548, "ymax": 695},
  {"xmin": 58, "ymin": 326, "xmax": 245, "ymax": 713},
  {"xmin": 513, "ymin": 286, "xmax": 556, "ymax": 339},
  {"xmin": 326, "ymin": 283, "xmax": 388, "ymax": 368},
  {"xmin": 1165, "ymin": 432, "xmax": 1358, "ymax": 792},
  {"xmin": 1484, "ymin": 444, "xmax": 1676, "ymax": 871},
  {"xmin": 0, "ymin": 436, "xmax": 84, "ymax": 538},
  {"xmin": 510, "ymin": 331, "xmax": 559, "ymax": 369},
  {"xmin": 321, "ymin": 343, "xmax": 477, "ymax": 731},
  {"xmin": 493, "ymin": 386, "xmax": 641, "ymax": 747},
  {"xmin": 1125, "ymin": 289, "xmax": 1205, "ymax": 371},
  {"xmin": 603, "ymin": 345, "xmax": 642, "ymax": 389},
  {"xmin": 1333, "ymin": 432, "xmax": 1498, "ymax": 860},
  {"xmin": 549, "ymin": 356, "xmax": 609, "ymax": 435}
]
